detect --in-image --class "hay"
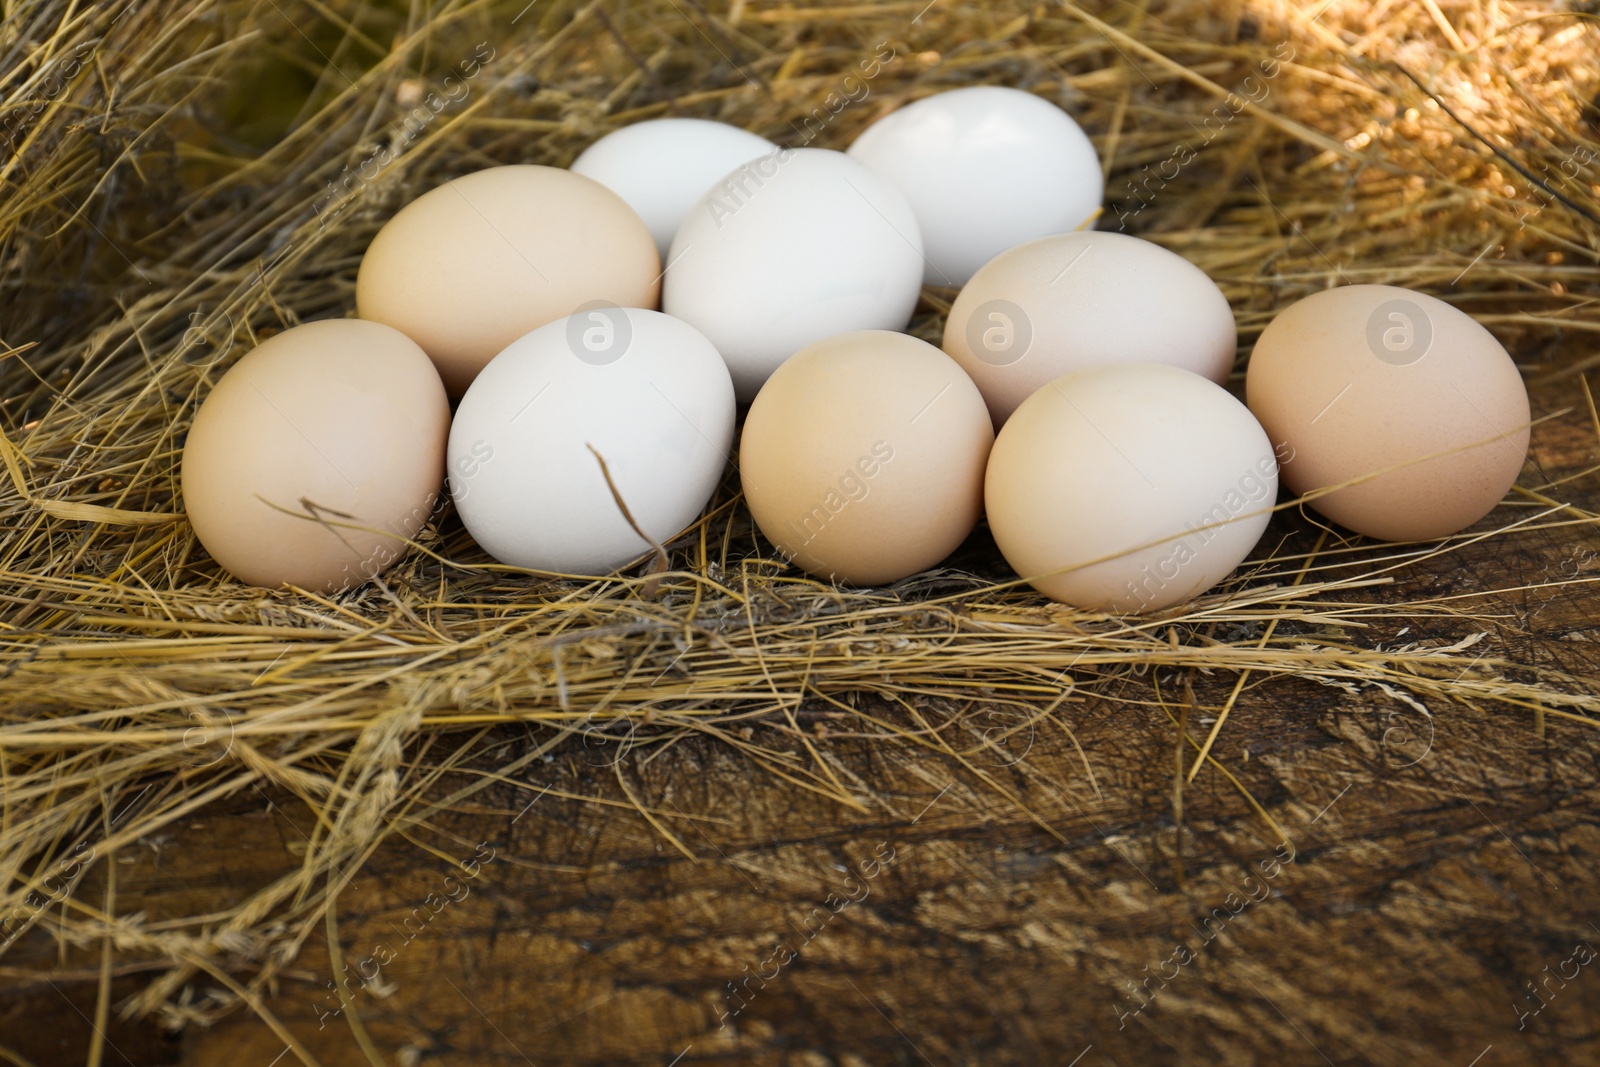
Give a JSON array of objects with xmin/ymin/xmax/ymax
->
[{"xmin": 1, "ymin": 0, "xmax": 1598, "ymax": 1042}]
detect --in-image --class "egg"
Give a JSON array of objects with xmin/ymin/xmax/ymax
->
[
  {"xmin": 448, "ymin": 307, "xmax": 734, "ymax": 574},
  {"xmin": 739, "ymin": 331, "xmax": 993, "ymax": 585},
  {"xmin": 181, "ymin": 319, "xmax": 450, "ymax": 592},
  {"xmin": 356, "ymin": 165, "xmax": 659, "ymax": 396},
  {"xmin": 1245, "ymin": 284, "xmax": 1530, "ymax": 541},
  {"xmin": 663, "ymin": 148, "xmax": 924, "ymax": 402},
  {"xmin": 986, "ymin": 364, "xmax": 1276, "ymax": 613},
  {"xmin": 571, "ymin": 118, "xmax": 777, "ymax": 259},
  {"xmin": 846, "ymin": 86, "xmax": 1103, "ymax": 286},
  {"xmin": 943, "ymin": 231, "xmax": 1237, "ymax": 426}
]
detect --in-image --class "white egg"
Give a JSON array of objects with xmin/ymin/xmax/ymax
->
[
  {"xmin": 571, "ymin": 118, "xmax": 777, "ymax": 259},
  {"xmin": 663, "ymin": 147, "xmax": 925, "ymax": 402},
  {"xmin": 847, "ymin": 86, "xmax": 1103, "ymax": 286},
  {"xmin": 985, "ymin": 364, "xmax": 1277, "ymax": 613},
  {"xmin": 448, "ymin": 308, "xmax": 735, "ymax": 574}
]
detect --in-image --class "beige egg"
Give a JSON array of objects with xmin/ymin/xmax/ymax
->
[
  {"xmin": 1245, "ymin": 285, "xmax": 1529, "ymax": 541},
  {"xmin": 739, "ymin": 331, "xmax": 993, "ymax": 585},
  {"xmin": 942, "ymin": 231, "xmax": 1236, "ymax": 426},
  {"xmin": 356, "ymin": 165, "xmax": 660, "ymax": 395},
  {"xmin": 181, "ymin": 319, "xmax": 450, "ymax": 592},
  {"xmin": 986, "ymin": 364, "xmax": 1276, "ymax": 613}
]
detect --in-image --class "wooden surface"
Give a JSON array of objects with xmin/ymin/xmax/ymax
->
[{"xmin": 4, "ymin": 373, "xmax": 1600, "ymax": 1066}]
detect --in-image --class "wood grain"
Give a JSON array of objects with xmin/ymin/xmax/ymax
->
[{"xmin": 4, "ymin": 376, "xmax": 1599, "ymax": 1067}]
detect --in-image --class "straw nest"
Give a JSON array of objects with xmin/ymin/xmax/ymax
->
[{"xmin": 1, "ymin": 0, "xmax": 1598, "ymax": 1038}]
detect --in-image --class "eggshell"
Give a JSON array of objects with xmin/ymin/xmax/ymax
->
[
  {"xmin": 356, "ymin": 165, "xmax": 660, "ymax": 396},
  {"xmin": 572, "ymin": 118, "xmax": 777, "ymax": 258},
  {"xmin": 943, "ymin": 231, "xmax": 1237, "ymax": 427},
  {"xmin": 739, "ymin": 331, "xmax": 993, "ymax": 585},
  {"xmin": 448, "ymin": 308, "xmax": 734, "ymax": 574},
  {"xmin": 663, "ymin": 148, "xmax": 925, "ymax": 402},
  {"xmin": 986, "ymin": 364, "xmax": 1276, "ymax": 613},
  {"xmin": 181, "ymin": 319, "xmax": 450, "ymax": 592},
  {"xmin": 1245, "ymin": 284, "xmax": 1529, "ymax": 541},
  {"xmin": 847, "ymin": 86, "xmax": 1103, "ymax": 286}
]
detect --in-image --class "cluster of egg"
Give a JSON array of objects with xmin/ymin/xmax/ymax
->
[{"xmin": 182, "ymin": 87, "xmax": 1531, "ymax": 613}]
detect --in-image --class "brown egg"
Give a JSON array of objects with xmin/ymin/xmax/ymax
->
[
  {"xmin": 181, "ymin": 319, "xmax": 450, "ymax": 591},
  {"xmin": 739, "ymin": 331, "xmax": 993, "ymax": 585},
  {"xmin": 356, "ymin": 165, "xmax": 660, "ymax": 395},
  {"xmin": 986, "ymin": 364, "xmax": 1277, "ymax": 613},
  {"xmin": 942, "ymin": 231, "xmax": 1237, "ymax": 426},
  {"xmin": 1246, "ymin": 285, "xmax": 1529, "ymax": 541}
]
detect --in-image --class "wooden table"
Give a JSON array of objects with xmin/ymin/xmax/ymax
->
[{"xmin": 4, "ymin": 373, "xmax": 1598, "ymax": 1067}]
